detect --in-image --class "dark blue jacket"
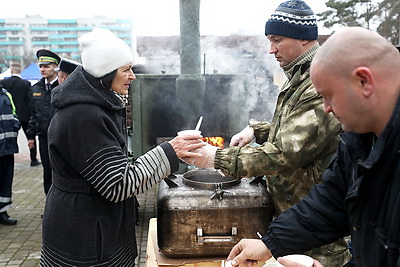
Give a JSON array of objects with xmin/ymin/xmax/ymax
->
[
  {"xmin": 0, "ymin": 88, "xmax": 21, "ymax": 156},
  {"xmin": 264, "ymin": 97, "xmax": 400, "ymax": 266}
]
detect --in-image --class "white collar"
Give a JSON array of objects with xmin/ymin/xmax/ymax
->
[{"xmin": 45, "ymin": 77, "xmax": 58, "ymax": 85}]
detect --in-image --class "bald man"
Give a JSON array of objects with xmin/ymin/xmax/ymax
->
[{"xmin": 226, "ymin": 27, "xmax": 400, "ymax": 267}]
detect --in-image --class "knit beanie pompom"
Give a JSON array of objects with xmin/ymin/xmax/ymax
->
[
  {"xmin": 265, "ymin": 0, "xmax": 318, "ymax": 40},
  {"xmin": 79, "ymin": 28, "xmax": 134, "ymax": 78}
]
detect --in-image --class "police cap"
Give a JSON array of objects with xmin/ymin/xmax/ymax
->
[
  {"xmin": 55, "ymin": 58, "xmax": 81, "ymax": 75},
  {"xmin": 36, "ymin": 49, "xmax": 60, "ymax": 65}
]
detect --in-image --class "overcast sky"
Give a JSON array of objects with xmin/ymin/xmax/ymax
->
[{"xmin": 0, "ymin": 0, "xmax": 332, "ymax": 36}]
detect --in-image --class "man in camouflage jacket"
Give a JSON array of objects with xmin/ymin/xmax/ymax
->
[
  {"xmin": 188, "ymin": 1, "xmax": 351, "ymax": 266},
  {"xmin": 216, "ymin": 43, "xmax": 340, "ymax": 214}
]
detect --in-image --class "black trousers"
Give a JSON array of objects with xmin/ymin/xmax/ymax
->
[
  {"xmin": 39, "ymin": 136, "xmax": 52, "ymax": 195},
  {"xmin": 0, "ymin": 154, "xmax": 14, "ymax": 212},
  {"xmin": 21, "ymin": 121, "xmax": 38, "ymax": 162}
]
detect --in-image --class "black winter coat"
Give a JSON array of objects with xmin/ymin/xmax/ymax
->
[
  {"xmin": 264, "ymin": 97, "xmax": 400, "ymax": 267},
  {"xmin": 41, "ymin": 66, "xmax": 179, "ymax": 266},
  {"xmin": 26, "ymin": 78, "xmax": 58, "ymax": 139},
  {"xmin": 1, "ymin": 75, "xmax": 32, "ymax": 122}
]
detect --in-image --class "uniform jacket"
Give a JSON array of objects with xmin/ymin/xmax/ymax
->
[
  {"xmin": 0, "ymin": 88, "xmax": 20, "ymax": 157},
  {"xmin": 215, "ymin": 43, "xmax": 341, "ymax": 213},
  {"xmin": 264, "ymin": 96, "xmax": 400, "ymax": 267},
  {"xmin": 26, "ymin": 78, "xmax": 58, "ymax": 139},
  {"xmin": 41, "ymin": 66, "xmax": 179, "ymax": 266},
  {"xmin": 1, "ymin": 75, "xmax": 32, "ymax": 123}
]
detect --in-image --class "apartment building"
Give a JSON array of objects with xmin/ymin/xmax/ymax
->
[{"xmin": 0, "ymin": 15, "xmax": 132, "ymax": 70}]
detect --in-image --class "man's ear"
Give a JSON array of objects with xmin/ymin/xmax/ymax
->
[
  {"xmin": 354, "ymin": 67, "xmax": 374, "ymax": 97},
  {"xmin": 301, "ymin": 39, "xmax": 310, "ymax": 46}
]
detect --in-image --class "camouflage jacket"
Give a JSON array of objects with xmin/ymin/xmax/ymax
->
[{"xmin": 215, "ymin": 43, "xmax": 342, "ymax": 214}]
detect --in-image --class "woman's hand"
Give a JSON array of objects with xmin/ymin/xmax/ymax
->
[{"xmin": 169, "ymin": 133, "xmax": 205, "ymax": 159}]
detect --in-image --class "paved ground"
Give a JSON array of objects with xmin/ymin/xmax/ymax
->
[{"xmin": 0, "ymin": 135, "xmax": 157, "ymax": 267}]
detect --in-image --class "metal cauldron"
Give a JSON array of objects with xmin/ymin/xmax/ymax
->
[{"xmin": 157, "ymin": 169, "xmax": 274, "ymax": 257}]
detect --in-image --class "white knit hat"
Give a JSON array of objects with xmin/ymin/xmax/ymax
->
[{"xmin": 78, "ymin": 28, "xmax": 134, "ymax": 78}]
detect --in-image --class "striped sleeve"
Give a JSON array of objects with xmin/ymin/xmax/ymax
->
[{"xmin": 80, "ymin": 145, "xmax": 171, "ymax": 203}]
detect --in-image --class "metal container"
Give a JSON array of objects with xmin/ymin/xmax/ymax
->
[{"xmin": 157, "ymin": 169, "xmax": 274, "ymax": 258}]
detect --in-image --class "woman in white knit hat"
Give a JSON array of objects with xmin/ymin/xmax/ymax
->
[{"xmin": 40, "ymin": 28, "xmax": 205, "ymax": 266}]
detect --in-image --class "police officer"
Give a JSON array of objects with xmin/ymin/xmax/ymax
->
[
  {"xmin": 27, "ymin": 49, "xmax": 60, "ymax": 195},
  {"xmin": 55, "ymin": 58, "xmax": 81, "ymax": 84},
  {"xmin": 0, "ymin": 63, "xmax": 39, "ymax": 167}
]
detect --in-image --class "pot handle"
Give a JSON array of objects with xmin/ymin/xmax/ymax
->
[
  {"xmin": 164, "ymin": 176, "xmax": 179, "ymax": 188},
  {"xmin": 196, "ymin": 226, "xmax": 238, "ymax": 244}
]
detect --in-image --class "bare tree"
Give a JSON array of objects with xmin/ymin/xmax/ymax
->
[
  {"xmin": 317, "ymin": 0, "xmax": 374, "ymax": 28},
  {"xmin": 318, "ymin": 0, "xmax": 400, "ymax": 44},
  {"xmin": 373, "ymin": 0, "xmax": 400, "ymax": 44}
]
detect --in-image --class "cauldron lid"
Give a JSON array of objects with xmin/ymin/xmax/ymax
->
[{"xmin": 182, "ymin": 169, "xmax": 239, "ymax": 190}]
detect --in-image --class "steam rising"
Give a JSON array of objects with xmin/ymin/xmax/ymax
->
[{"xmin": 136, "ymin": 35, "xmax": 280, "ymax": 124}]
